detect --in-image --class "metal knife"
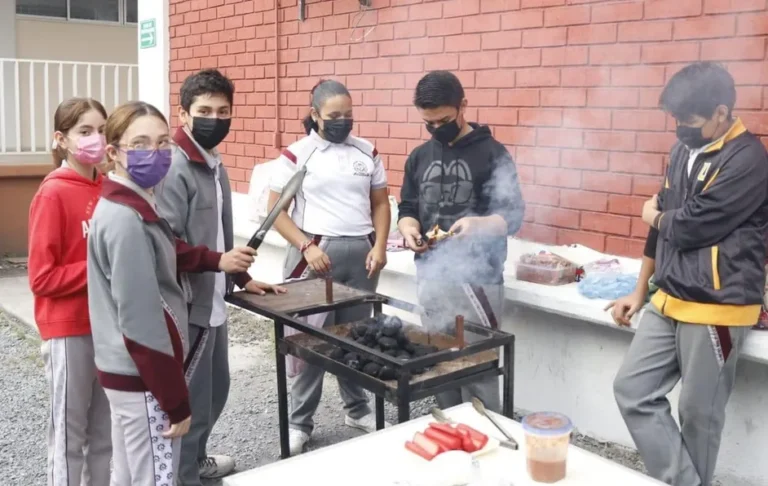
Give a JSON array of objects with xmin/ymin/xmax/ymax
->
[{"xmin": 226, "ymin": 167, "xmax": 307, "ymax": 296}]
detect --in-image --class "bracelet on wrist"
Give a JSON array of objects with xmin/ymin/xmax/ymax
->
[{"xmin": 300, "ymin": 240, "xmax": 315, "ymax": 254}]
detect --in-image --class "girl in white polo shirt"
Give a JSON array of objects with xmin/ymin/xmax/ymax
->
[{"xmin": 268, "ymin": 79, "xmax": 392, "ymax": 455}]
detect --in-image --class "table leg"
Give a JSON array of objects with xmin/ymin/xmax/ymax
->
[
  {"xmin": 502, "ymin": 341, "xmax": 514, "ymax": 419},
  {"xmin": 274, "ymin": 320, "xmax": 290, "ymax": 459},
  {"xmin": 397, "ymin": 375, "xmax": 411, "ymax": 424},
  {"xmin": 375, "ymin": 395, "xmax": 385, "ymax": 430}
]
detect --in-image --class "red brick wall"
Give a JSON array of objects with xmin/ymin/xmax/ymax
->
[{"xmin": 168, "ymin": 0, "xmax": 768, "ymax": 257}]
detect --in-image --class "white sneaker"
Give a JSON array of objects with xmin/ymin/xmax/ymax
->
[
  {"xmin": 288, "ymin": 428, "xmax": 311, "ymax": 455},
  {"xmin": 198, "ymin": 455, "xmax": 236, "ymax": 479},
  {"xmin": 344, "ymin": 412, "xmax": 391, "ymax": 433}
]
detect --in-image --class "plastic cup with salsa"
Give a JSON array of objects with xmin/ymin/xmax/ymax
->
[{"xmin": 521, "ymin": 412, "xmax": 574, "ymax": 483}]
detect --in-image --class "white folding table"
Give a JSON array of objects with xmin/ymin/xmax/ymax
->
[{"xmin": 223, "ymin": 403, "xmax": 665, "ymax": 486}]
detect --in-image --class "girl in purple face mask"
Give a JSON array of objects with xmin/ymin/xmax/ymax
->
[
  {"xmin": 92, "ymin": 102, "xmax": 256, "ymax": 485},
  {"xmin": 104, "ymin": 104, "xmax": 175, "ymax": 190}
]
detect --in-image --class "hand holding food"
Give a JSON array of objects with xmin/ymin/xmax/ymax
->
[{"xmin": 426, "ymin": 224, "xmax": 453, "ymax": 247}]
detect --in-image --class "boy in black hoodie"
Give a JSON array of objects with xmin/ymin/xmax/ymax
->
[{"xmin": 398, "ymin": 71, "xmax": 525, "ymax": 412}]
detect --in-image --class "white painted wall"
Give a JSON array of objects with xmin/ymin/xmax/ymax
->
[
  {"xmin": 137, "ymin": 0, "xmax": 169, "ymax": 118},
  {"xmin": 16, "ymin": 18, "xmax": 137, "ymax": 63}
]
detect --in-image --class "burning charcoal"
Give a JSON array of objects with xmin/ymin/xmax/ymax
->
[
  {"xmin": 396, "ymin": 350, "xmax": 411, "ymax": 360},
  {"xmin": 388, "ymin": 316, "xmax": 404, "ymax": 329},
  {"xmin": 353, "ymin": 323, "xmax": 369, "ymax": 337},
  {"xmin": 329, "ymin": 347, "xmax": 345, "ymax": 361},
  {"xmin": 378, "ymin": 337, "xmax": 398, "ymax": 350},
  {"xmin": 381, "ymin": 316, "xmax": 403, "ymax": 337},
  {"xmin": 362, "ymin": 362, "xmax": 381, "ymax": 376},
  {"xmin": 378, "ymin": 366, "xmax": 396, "ymax": 380},
  {"xmin": 365, "ymin": 326, "xmax": 379, "ymax": 341},
  {"xmin": 343, "ymin": 352, "xmax": 360, "ymax": 363},
  {"xmin": 383, "ymin": 349, "xmax": 398, "ymax": 357},
  {"xmin": 346, "ymin": 359, "xmax": 362, "ymax": 370}
]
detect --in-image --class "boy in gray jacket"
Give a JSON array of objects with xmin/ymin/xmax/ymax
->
[{"xmin": 157, "ymin": 69, "xmax": 284, "ymax": 484}]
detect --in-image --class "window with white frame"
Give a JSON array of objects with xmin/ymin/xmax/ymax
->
[{"xmin": 16, "ymin": 0, "xmax": 138, "ymax": 24}]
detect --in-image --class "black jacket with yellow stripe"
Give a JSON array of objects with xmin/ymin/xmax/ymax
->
[{"xmin": 644, "ymin": 119, "xmax": 768, "ymax": 326}]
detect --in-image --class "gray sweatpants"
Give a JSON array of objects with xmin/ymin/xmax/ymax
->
[
  {"xmin": 42, "ymin": 336, "xmax": 112, "ymax": 486},
  {"xmin": 416, "ymin": 278, "xmax": 503, "ymax": 413},
  {"xmin": 179, "ymin": 324, "xmax": 230, "ymax": 486},
  {"xmin": 284, "ymin": 234, "xmax": 377, "ymax": 434},
  {"xmin": 613, "ymin": 305, "xmax": 749, "ymax": 486},
  {"xmin": 105, "ymin": 389, "xmax": 181, "ymax": 486}
]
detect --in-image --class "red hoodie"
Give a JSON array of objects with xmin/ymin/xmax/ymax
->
[{"xmin": 28, "ymin": 166, "xmax": 102, "ymax": 340}]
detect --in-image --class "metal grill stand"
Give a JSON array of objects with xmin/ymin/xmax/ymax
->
[{"xmin": 226, "ymin": 278, "xmax": 516, "ymax": 459}]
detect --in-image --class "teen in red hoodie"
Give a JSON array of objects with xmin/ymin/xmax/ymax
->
[{"xmin": 28, "ymin": 98, "xmax": 112, "ymax": 486}]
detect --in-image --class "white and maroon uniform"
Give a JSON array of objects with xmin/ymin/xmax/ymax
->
[{"xmin": 269, "ymin": 130, "xmax": 388, "ymax": 434}]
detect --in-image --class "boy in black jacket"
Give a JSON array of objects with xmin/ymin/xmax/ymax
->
[
  {"xmin": 610, "ymin": 62, "xmax": 768, "ymax": 486},
  {"xmin": 398, "ymin": 71, "xmax": 525, "ymax": 412}
]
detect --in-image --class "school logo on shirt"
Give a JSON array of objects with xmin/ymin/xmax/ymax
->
[
  {"xmin": 697, "ymin": 162, "xmax": 712, "ymax": 182},
  {"xmin": 352, "ymin": 160, "xmax": 369, "ymax": 177}
]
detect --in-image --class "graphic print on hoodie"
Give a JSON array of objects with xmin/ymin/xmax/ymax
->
[
  {"xmin": 28, "ymin": 165, "xmax": 103, "ymax": 340},
  {"xmin": 398, "ymin": 123, "xmax": 525, "ymax": 284}
]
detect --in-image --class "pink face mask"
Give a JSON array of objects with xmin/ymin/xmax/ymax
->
[{"xmin": 72, "ymin": 133, "xmax": 106, "ymax": 165}]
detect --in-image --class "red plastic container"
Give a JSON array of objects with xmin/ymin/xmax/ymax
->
[{"xmin": 516, "ymin": 253, "xmax": 577, "ymax": 286}]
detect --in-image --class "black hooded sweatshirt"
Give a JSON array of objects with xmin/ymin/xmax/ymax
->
[{"xmin": 398, "ymin": 123, "xmax": 525, "ymax": 285}]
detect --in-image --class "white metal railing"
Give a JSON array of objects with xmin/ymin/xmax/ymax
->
[{"xmin": 0, "ymin": 58, "xmax": 139, "ymax": 155}]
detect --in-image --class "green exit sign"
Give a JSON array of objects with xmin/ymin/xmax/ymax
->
[{"xmin": 140, "ymin": 19, "xmax": 156, "ymax": 49}]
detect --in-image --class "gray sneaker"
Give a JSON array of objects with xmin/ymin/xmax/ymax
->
[{"xmin": 198, "ymin": 455, "xmax": 236, "ymax": 479}]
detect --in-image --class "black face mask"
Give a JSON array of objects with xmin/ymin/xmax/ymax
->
[
  {"xmin": 427, "ymin": 118, "xmax": 462, "ymax": 145},
  {"xmin": 190, "ymin": 117, "xmax": 231, "ymax": 150},
  {"xmin": 675, "ymin": 125, "xmax": 712, "ymax": 149},
  {"xmin": 321, "ymin": 118, "xmax": 353, "ymax": 143}
]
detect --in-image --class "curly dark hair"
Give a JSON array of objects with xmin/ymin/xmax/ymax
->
[{"xmin": 180, "ymin": 69, "xmax": 235, "ymax": 112}]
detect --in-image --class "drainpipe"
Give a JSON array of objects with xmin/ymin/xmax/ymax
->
[{"xmin": 273, "ymin": 0, "xmax": 281, "ymax": 149}]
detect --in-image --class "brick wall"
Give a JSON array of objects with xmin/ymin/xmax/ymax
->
[{"xmin": 168, "ymin": 0, "xmax": 768, "ymax": 257}]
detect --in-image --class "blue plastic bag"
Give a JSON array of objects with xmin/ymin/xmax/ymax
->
[{"xmin": 578, "ymin": 273, "xmax": 639, "ymax": 300}]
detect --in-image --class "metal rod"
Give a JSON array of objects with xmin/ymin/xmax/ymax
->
[
  {"xmin": 375, "ymin": 395, "xmax": 385, "ymax": 431},
  {"xmin": 397, "ymin": 373, "xmax": 411, "ymax": 424},
  {"xmin": 456, "ymin": 314, "xmax": 465, "ymax": 349},
  {"xmin": 274, "ymin": 319, "xmax": 290, "ymax": 459},
  {"xmin": 503, "ymin": 339, "xmax": 515, "ymax": 419},
  {"xmin": 325, "ymin": 277, "xmax": 333, "ymax": 304}
]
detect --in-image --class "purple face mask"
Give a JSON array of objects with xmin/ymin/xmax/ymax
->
[{"xmin": 126, "ymin": 149, "xmax": 172, "ymax": 188}]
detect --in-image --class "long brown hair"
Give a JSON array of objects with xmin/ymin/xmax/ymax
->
[
  {"xmin": 104, "ymin": 101, "xmax": 168, "ymax": 164},
  {"xmin": 52, "ymin": 98, "xmax": 108, "ymax": 168}
]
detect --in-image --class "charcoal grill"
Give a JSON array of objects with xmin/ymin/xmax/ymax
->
[{"xmin": 226, "ymin": 277, "xmax": 515, "ymax": 459}]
